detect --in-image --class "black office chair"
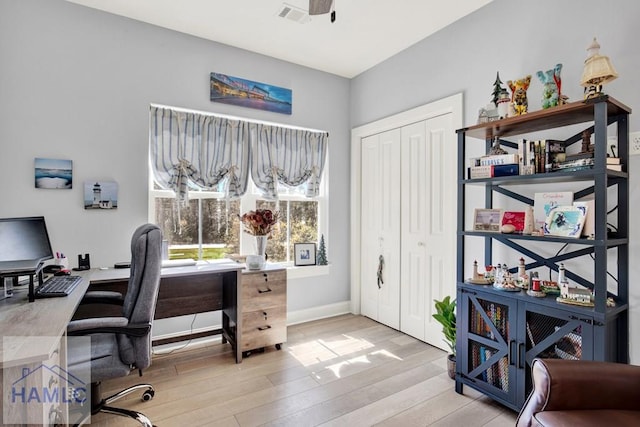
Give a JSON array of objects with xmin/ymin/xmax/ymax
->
[{"xmin": 67, "ymin": 224, "xmax": 163, "ymax": 427}]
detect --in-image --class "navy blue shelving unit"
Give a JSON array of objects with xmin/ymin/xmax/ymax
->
[{"xmin": 454, "ymin": 96, "xmax": 630, "ymax": 411}]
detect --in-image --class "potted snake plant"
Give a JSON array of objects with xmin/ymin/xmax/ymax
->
[{"xmin": 433, "ymin": 296, "xmax": 456, "ymax": 379}]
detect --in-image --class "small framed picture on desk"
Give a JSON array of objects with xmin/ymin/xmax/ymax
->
[{"xmin": 294, "ymin": 243, "xmax": 316, "ymax": 266}]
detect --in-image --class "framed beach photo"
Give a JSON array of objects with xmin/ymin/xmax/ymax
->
[
  {"xmin": 473, "ymin": 208, "xmax": 503, "ymax": 232},
  {"xmin": 34, "ymin": 158, "xmax": 72, "ymax": 189},
  {"xmin": 543, "ymin": 206, "xmax": 587, "ymax": 238},
  {"xmin": 294, "ymin": 243, "xmax": 316, "ymax": 266}
]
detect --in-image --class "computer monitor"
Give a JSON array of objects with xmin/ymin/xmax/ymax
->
[{"xmin": 0, "ymin": 216, "xmax": 54, "ymax": 274}]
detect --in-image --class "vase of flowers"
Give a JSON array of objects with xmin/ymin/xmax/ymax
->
[{"xmin": 240, "ymin": 209, "xmax": 279, "ymax": 269}]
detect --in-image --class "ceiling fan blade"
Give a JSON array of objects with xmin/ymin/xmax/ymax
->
[{"xmin": 309, "ymin": 0, "xmax": 333, "ymax": 15}]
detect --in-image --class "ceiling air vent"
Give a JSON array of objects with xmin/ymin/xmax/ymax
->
[{"xmin": 277, "ymin": 3, "xmax": 310, "ymax": 24}]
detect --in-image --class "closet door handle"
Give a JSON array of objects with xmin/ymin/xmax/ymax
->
[{"xmin": 518, "ymin": 342, "xmax": 525, "ymax": 369}]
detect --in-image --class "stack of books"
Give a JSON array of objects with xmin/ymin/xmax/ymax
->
[
  {"xmin": 468, "ymin": 153, "xmax": 519, "ymax": 179},
  {"xmin": 607, "ymin": 157, "xmax": 622, "ymax": 172},
  {"xmin": 556, "ymin": 154, "xmax": 623, "ymax": 172}
]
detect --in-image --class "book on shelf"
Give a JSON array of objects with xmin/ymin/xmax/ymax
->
[
  {"xmin": 556, "ymin": 157, "xmax": 595, "ymax": 170},
  {"xmin": 468, "ymin": 164, "xmax": 519, "ymax": 179},
  {"xmin": 606, "ymin": 156, "xmax": 623, "ymax": 171},
  {"xmin": 533, "ymin": 192, "xmax": 573, "ymax": 230},
  {"xmin": 564, "ymin": 151, "xmax": 594, "ymax": 162},
  {"xmin": 544, "ymin": 139, "xmax": 566, "ymax": 172},
  {"xmin": 485, "ymin": 348, "xmax": 494, "ymax": 385},
  {"xmin": 472, "ymin": 153, "xmax": 519, "ymax": 166},
  {"xmin": 606, "ymin": 157, "xmax": 621, "ymax": 164},
  {"xmin": 518, "ymin": 139, "xmax": 536, "ymax": 175},
  {"xmin": 535, "ymin": 140, "xmax": 544, "ymax": 173},
  {"xmin": 480, "ymin": 346, "xmax": 487, "ymax": 381},
  {"xmin": 498, "ymin": 356, "xmax": 509, "ymax": 391}
]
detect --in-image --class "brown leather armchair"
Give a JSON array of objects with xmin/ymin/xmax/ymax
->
[{"xmin": 517, "ymin": 358, "xmax": 640, "ymax": 427}]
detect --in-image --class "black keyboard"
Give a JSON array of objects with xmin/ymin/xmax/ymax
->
[{"xmin": 35, "ymin": 275, "xmax": 82, "ymax": 297}]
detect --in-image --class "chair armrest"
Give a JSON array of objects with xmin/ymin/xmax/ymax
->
[
  {"xmin": 67, "ymin": 317, "xmax": 151, "ymax": 337},
  {"xmin": 79, "ymin": 290, "xmax": 124, "ymax": 306},
  {"xmin": 517, "ymin": 358, "xmax": 640, "ymax": 427}
]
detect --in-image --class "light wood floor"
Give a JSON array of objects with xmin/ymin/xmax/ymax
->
[{"xmin": 88, "ymin": 314, "xmax": 518, "ymax": 426}]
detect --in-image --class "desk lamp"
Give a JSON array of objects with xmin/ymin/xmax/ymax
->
[{"xmin": 580, "ymin": 37, "xmax": 618, "ymax": 99}]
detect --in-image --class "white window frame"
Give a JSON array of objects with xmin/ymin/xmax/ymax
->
[{"xmin": 148, "ymin": 169, "xmax": 329, "ymax": 268}]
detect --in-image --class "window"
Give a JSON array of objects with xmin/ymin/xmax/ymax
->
[
  {"xmin": 148, "ymin": 105, "xmax": 328, "ymax": 265},
  {"xmin": 149, "ymin": 175, "xmax": 327, "ymax": 264}
]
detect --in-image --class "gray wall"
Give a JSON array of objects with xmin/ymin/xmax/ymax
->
[
  {"xmin": 352, "ymin": 0, "xmax": 640, "ymax": 363},
  {"xmin": 0, "ymin": 0, "xmax": 351, "ymax": 314}
]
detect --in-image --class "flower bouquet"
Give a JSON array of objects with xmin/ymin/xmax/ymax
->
[{"xmin": 239, "ymin": 209, "xmax": 279, "ymax": 236}]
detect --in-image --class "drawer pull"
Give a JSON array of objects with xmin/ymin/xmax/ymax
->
[
  {"xmin": 258, "ymin": 288, "xmax": 272, "ymax": 294},
  {"xmin": 258, "ymin": 325, "xmax": 272, "ymax": 331}
]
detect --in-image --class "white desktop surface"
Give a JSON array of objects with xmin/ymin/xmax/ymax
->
[
  {"xmin": 90, "ymin": 259, "xmax": 246, "ymax": 283},
  {"xmin": 89, "ymin": 259, "xmax": 278, "ymax": 283}
]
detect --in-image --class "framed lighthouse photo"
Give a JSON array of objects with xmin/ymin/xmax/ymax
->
[{"xmin": 84, "ymin": 181, "xmax": 118, "ymax": 210}]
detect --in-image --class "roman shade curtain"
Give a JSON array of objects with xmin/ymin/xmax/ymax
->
[
  {"xmin": 150, "ymin": 105, "xmax": 328, "ymax": 203},
  {"xmin": 251, "ymin": 124, "xmax": 328, "ymax": 200},
  {"xmin": 150, "ymin": 105, "xmax": 250, "ymax": 205}
]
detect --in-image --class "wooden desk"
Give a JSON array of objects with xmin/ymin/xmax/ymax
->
[
  {"xmin": 85, "ymin": 263, "xmax": 245, "ymax": 363},
  {"xmin": 80, "ymin": 263, "xmax": 287, "ymax": 362}
]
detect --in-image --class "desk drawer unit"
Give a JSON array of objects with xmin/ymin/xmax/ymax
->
[{"xmin": 241, "ymin": 269, "xmax": 287, "ymax": 353}]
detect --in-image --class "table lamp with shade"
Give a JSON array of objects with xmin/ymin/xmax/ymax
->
[{"xmin": 580, "ymin": 37, "xmax": 618, "ymax": 99}]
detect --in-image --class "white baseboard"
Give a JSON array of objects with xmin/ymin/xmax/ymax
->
[
  {"xmin": 152, "ymin": 300, "xmax": 352, "ymax": 354},
  {"xmin": 286, "ymin": 300, "xmax": 352, "ymax": 325}
]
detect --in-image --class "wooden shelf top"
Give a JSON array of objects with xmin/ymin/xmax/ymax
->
[{"xmin": 458, "ymin": 96, "xmax": 632, "ymax": 140}]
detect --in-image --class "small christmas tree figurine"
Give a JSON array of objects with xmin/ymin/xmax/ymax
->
[
  {"xmin": 317, "ymin": 234, "xmax": 328, "ymax": 265},
  {"xmin": 491, "ymin": 71, "xmax": 507, "ymax": 106}
]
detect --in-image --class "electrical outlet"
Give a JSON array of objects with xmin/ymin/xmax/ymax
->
[{"xmin": 631, "ymin": 131, "xmax": 640, "ymax": 156}]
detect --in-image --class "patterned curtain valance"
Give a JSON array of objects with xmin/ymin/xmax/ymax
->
[
  {"xmin": 149, "ymin": 106, "xmax": 250, "ymax": 204},
  {"xmin": 250, "ymin": 123, "xmax": 328, "ymax": 200},
  {"xmin": 149, "ymin": 105, "xmax": 328, "ymax": 203}
]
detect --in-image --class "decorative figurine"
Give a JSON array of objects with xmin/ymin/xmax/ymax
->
[
  {"xmin": 580, "ymin": 130, "xmax": 595, "ymax": 154},
  {"xmin": 523, "ymin": 206, "xmax": 535, "ymax": 235},
  {"xmin": 557, "ymin": 263, "xmax": 568, "ymax": 285},
  {"xmin": 496, "ymin": 89, "xmax": 510, "ymax": 119},
  {"xmin": 507, "ymin": 75, "xmax": 532, "ymax": 115},
  {"xmin": 491, "ymin": 72, "xmax": 507, "ymax": 106},
  {"xmin": 536, "ymin": 64, "xmax": 564, "ymax": 109},
  {"xmin": 489, "ymin": 136, "xmax": 508, "ymax": 155},
  {"xmin": 517, "ymin": 257, "xmax": 529, "ymax": 289}
]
